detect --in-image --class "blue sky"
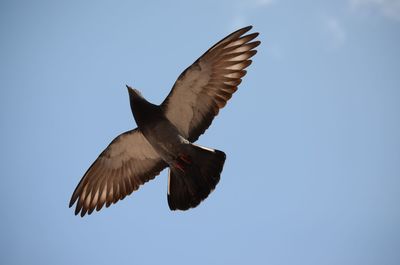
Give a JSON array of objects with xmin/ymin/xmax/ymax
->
[{"xmin": 1, "ymin": 0, "xmax": 399, "ymax": 264}]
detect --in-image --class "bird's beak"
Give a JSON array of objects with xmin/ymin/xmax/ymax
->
[
  {"xmin": 126, "ymin": 84, "xmax": 133, "ymax": 93},
  {"xmin": 126, "ymin": 85, "xmax": 143, "ymax": 98}
]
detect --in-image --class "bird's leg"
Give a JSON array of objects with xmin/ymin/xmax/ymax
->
[
  {"xmin": 174, "ymin": 161, "xmax": 185, "ymax": 173},
  {"xmin": 179, "ymin": 153, "xmax": 192, "ymax": 164}
]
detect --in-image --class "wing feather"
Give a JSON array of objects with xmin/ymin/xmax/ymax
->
[
  {"xmin": 69, "ymin": 129, "xmax": 167, "ymax": 216},
  {"xmin": 160, "ymin": 26, "xmax": 259, "ymax": 141}
]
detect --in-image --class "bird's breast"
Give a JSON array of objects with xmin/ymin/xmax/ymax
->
[{"xmin": 141, "ymin": 118, "xmax": 187, "ymax": 163}]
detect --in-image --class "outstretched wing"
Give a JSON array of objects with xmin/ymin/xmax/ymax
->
[
  {"xmin": 69, "ymin": 129, "xmax": 167, "ymax": 217},
  {"xmin": 161, "ymin": 26, "xmax": 260, "ymax": 142}
]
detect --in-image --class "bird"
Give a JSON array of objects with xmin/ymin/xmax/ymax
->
[{"xmin": 69, "ymin": 25, "xmax": 260, "ymax": 217}]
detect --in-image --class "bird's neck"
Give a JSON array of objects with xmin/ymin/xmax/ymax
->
[{"xmin": 130, "ymin": 96, "xmax": 162, "ymax": 129}]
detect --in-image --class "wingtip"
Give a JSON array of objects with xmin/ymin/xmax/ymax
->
[
  {"xmin": 241, "ymin": 25, "xmax": 252, "ymax": 30},
  {"xmin": 237, "ymin": 25, "xmax": 253, "ymax": 35},
  {"xmin": 69, "ymin": 196, "xmax": 76, "ymax": 208},
  {"xmin": 80, "ymin": 208, "xmax": 88, "ymax": 217},
  {"xmin": 72, "ymin": 206, "xmax": 88, "ymax": 217},
  {"xmin": 253, "ymin": 40, "xmax": 261, "ymax": 48}
]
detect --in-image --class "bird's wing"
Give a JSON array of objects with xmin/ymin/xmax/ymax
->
[
  {"xmin": 161, "ymin": 26, "xmax": 260, "ymax": 142},
  {"xmin": 69, "ymin": 129, "xmax": 167, "ymax": 217}
]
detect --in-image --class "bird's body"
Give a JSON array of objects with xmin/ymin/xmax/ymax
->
[
  {"xmin": 128, "ymin": 88, "xmax": 186, "ymax": 164},
  {"xmin": 69, "ymin": 26, "xmax": 260, "ymax": 216},
  {"xmin": 128, "ymin": 88, "xmax": 226, "ymax": 210}
]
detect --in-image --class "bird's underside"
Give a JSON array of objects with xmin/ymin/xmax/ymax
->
[{"xmin": 69, "ymin": 25, "xmax": 260, "ymax": 216}]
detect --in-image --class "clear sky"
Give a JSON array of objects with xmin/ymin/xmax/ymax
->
[{"xmin": 1, "ymin": 0, "xmax": 399, "ymax": 264}]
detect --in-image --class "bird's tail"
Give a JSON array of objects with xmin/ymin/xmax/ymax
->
[{"xmin": 167, "ymin": 144, "xmax": 226, "ymax": 210}]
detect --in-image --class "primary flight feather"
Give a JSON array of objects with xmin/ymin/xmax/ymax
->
[{"xmin": 69, "ymin": 26, "xmax": 260, "ymax": 216}]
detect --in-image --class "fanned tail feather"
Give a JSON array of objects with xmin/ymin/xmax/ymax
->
[{"xmin": 167, "ymin": 144, "xmax": 226, "ymax": 210}]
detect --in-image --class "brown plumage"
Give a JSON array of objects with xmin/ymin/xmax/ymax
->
[
  {"xmin": 69, "ymin": 26, "xmax": 260, "ymax": 216},
  {"xmin": 69, "ymin": 130, "xmax": 167, "ymax": 216},
  {"xmin": 162, "ymin": 26, "xmax": 260, "ymax": 142}
]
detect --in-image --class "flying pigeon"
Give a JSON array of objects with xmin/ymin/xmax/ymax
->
[{"xmin": 69, "ymin": 26, "xmax": 260, "ymax": 216}]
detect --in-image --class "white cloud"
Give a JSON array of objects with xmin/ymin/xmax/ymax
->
[
  {"xmin": 350, "ymin": 0, "xmax": 400, "ymax": 21},
  {"xmin": 325, "ymin": 17, "xmax": 347, "ymax": 49}
]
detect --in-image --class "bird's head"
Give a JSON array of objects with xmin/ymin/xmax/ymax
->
[
  {"xmin": 126, "ymin": 84, "xmax": 152, "ymax": 112},
  {"xmin": 127, "ymin": 85, "xmax": 146, "ymax": 115},
  {"xmin": 126, "ymin": 85, "xmax": 159, "ymax": 127},
  {"xmin": 126, "ymin": 85, "xmax": 143, "ymax": 100}
]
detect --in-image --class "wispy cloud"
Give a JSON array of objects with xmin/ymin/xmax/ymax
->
[
  {"xmin": 324, "ymin": 17, "xmax": 347, "ymax": 49},
  {"xmin": 350, "ymin": 0, "xmax": 400, "ymax": 21}
]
